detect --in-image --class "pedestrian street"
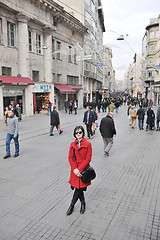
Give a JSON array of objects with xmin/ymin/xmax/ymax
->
[{"xmin": 0, "ymin": 105, "xmax": 160, "ymax": 240}]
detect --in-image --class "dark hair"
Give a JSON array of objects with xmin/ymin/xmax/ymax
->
[
  {"xmin": 53, "ymin": 106, "xmax": 57, "ymax": 110},
  {"xmin": 73, "ymin": 126, "xmax": 85, "ymax": 138}
]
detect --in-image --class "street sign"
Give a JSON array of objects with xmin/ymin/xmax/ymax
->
[
  {"xmin": 153, "ymin": 65, "xmax": 160, "ymax": 69},
  {"xmin": 96, "ymin": 63, "xmax": 103, "ymax": 67},
  {"xmin": 76, "ymin": 55, "xmax": 92, "ymax": 61}
]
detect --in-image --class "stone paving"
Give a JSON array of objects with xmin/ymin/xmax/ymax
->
[{"xmin": 0, "ymin": 105, "xmax": 160, "ymax": 240}]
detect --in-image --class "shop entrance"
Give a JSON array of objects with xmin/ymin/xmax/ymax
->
[
  {"xmin": 3, "ymin": 96, "xmax": 23, "ymax": 114},
  {"xmin": 33, "ymin": 93, "xmax": 50, "ymax": 113}
]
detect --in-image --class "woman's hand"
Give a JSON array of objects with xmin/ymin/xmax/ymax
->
[{"xmin": 73, "ymin": 168, "xmax": 82, "ymax": 177}]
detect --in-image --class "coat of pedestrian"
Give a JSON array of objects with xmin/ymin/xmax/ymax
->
[
  {"xmin": 66, "ymin": 126, "xmax": 92, "ymax": 215},
  {"xmin": 69, "ymin": 101, "xmax": 73, "ymax": 114},
  {"xmin": 83, "ymin": 106, "xmax": 95, "ymax": 139},
  {"xmin": 50, "ymin": 106, "xmax": 63, "ymax": 136},
  {"xmin": 130, "ymin": 105, "xmax": 137, "ymax": 129},
  {"xmin": 156, "ymin": 104, "xmax": 160, "ymax": 131},
  {"xmin": 146, "ymin": 106, "xmax": 155, "ymax": 131},
  {"xmin": 73, "ymin": 100, "xmax": 78, "ymax": 115},
  {"xmin": 99, "ymin": 112, "xmax": 116, "ymax": 156},
  {"xmin": 137, "ymin": 105, "xmax": 145, "ymax": 130},
  {"xmin": 3, "ymin": 110, "xmax": 19, "ymax": 159},
  {"xmin": 64, "ymin": 100, "xmax": 68, "ymax": 113}
]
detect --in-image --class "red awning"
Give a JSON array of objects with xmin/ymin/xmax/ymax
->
[
  {"xmin": 54, "ymin": 84, "xmax": 76, "ymax": 94},
  {"xmin": 70, "ymin": 85, "xmax": 83, "ymax": 90},
  {"xmin": 0, "ymin": 75, "xmax": 34, "ymax": 85}
]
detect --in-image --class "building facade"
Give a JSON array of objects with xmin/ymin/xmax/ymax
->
[
  {"xmin": 53, "ymin": 0, "xmax": 105, "ymax": 104},
  {"xmin": 0, "ymin": 0, "xmax": 87, "ymax": 119}
]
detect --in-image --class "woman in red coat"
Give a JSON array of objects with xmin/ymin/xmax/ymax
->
[{"xmin": 66, "ymin": 126, "xmax": 92, "ymax": 215}]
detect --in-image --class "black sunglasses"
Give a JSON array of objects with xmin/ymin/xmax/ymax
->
[{"xmin": 75, "ymin": 131, "xmax": 83, "ymax": 135}]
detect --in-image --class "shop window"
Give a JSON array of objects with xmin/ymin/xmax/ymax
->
[
  {"xmin": 56, "ymin": 41, "xmax": 61, "ymax": 60},
  {"xmin": 32, "ymin": 70, "xmax": 39, "ymax": 82},
  {"xmin": 28, "ymin": 30, "xmax": 33, "ymax": 52},
  {"xmin": 0, "ymin": 18, "xmax": 2, "ymax": 44},
  {"xmin": 2, "ymin": 66, "xmax": 11, "ymax": 76},
  {"xmin": 7, "ymin": 22, "xmax": 16, "ymax": 47},
  {"xmin": 36, "ymin": 34, "xmax": 42, "ymax": 54}
]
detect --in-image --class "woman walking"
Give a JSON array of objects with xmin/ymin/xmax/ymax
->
[{"xmin": 66, "ymin": 126, "xmax": 92, "ymax": 215}]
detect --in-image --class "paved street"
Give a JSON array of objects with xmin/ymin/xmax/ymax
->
[{"xmin": 0, "ymin": 105, "xmax": 160, "ymax": 240}]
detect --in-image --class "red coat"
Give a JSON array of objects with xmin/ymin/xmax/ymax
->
[{"xmin": 68, "ymin": 137, "xmax": 92, "ymax": 189}]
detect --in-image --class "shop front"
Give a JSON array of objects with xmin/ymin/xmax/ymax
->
[
  {"xmin": 0, "ymin": 75, "xmax": 34, "ymax": 119},
  {"xmin": 54, "ymin": 84, "xmax": 76, "ymax": 110},
  {"xmin": 32, "ymin": 83, "xmax": 54, "ymax": 113}
]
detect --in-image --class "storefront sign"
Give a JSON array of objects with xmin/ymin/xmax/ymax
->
[
  {"xmin": 33, "ymin": 84, "xmax": 52, "ymax": 93},
  {"xmin": 3, "ymin": 89, "xmax": 23, "ymax": 96}
]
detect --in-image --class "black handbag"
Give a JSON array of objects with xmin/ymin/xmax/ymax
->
[
  {"xmin": 81, "ymin": 166, "xmax": 96, "ymax": 183},
  {"xmin": 73, "ymin": 148, "xmax": 96, "ymax": 184}
]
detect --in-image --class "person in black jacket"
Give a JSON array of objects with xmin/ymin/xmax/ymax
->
[
  {"xmin": 146, "ymin": 106, "xmax": 155, "ymax": 131},
  {"xmin": 50, "ymin": 106, "xmax": 63, "ymax": 136},
  {"xmin": 137, "ymin": 105, "xmax": 145, "ymax": 130},
  {"xmin": 83, "ymin": 106, "xmax": 94, "ymax": 139},
  {"xmin": 99, "ymin": 112, "xmax": 116, "ymax": 156}
]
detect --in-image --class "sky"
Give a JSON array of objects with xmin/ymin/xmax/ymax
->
[{"xmin": 101, "ymin": 0, "xmax": 160, "ymax": 81}]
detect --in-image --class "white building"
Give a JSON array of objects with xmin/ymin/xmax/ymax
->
[{"xmin": 0, "ymin": 0, "xmax": 87, "ymax": 119}]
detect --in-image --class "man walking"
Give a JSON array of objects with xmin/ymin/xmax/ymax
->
[
  {"xmin": 50, "ymin": 106, "xmax": 63, "ymax": 136},
  {"xmin": 3, "ymin": 110, "xmax": 19, "ymax": 159},
  {"xmin": 137, "ymin": 105, "xmax": 145, "ymax": 130},
  {"xmin": 99, "ymin": 112, "xmax": 116, "ymax": 156},
  {"xmin": 83, "ymin": 106, "xmax": 94, "ymax": 139},
  {"xmin": 156, "ymin": 104, "xmax": 160, "ymax": 131}
]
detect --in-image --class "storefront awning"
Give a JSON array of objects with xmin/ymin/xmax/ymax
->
[
  {"xmin": 0, "ymin": 75, "xmax": 34, "ymax": 85},
  {"xmin": 54, "ymin": 84, "xmax": 76, "ymax": 93},
  {"xmin": 70, "ymin": 85, "xmax": 83, "ymax": 90}
]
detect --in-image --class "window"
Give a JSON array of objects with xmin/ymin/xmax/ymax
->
[
  {"xmin": 156, "ymin": 30, "xmax": 159, "ymax": 38},
  {"xmin": 148, "ymin": 71, "xmax": 152, "ymax": 77},
  {"xmin": 52, "ymin": 38, "xmax": 55, "ymax": 59},
  {"xmin": 149, "ymin": 44, "xmax": 154, "ymax": 52},
  {"xmin": 67, "ymin": 75, "xmax": 79, "ymax": 85},
  {"xmin": 32, "ymin": 71, "xmax": 39, "ymax": 82},
  {"xmin": 56, "ymin": 41, "xmax": 61, "ymax": 60},
  {"xmin": 36, "ymin": 34, "xmax": 42, "ymax": 54},
  {"xmin": 148, "ymin": 57, "xmax": 153, "ymax": 65},
  {"xmin": 7, "ymin": 22, "xmax": 16, "ymax": 46},
  {"xmin": 57, "ymin": 74, "xmax": 61, "ymax": 83},
  {"xmin": 74, "ymin": 49, "xmax": 77, "ymax": 64},
  {"xmin": 52, "ymin": 73, "xmax": 55, "ymax": 83},
  {"xmin": 0, "ymin": 18, "xmax": 2, "ymax": 44},
  {"xmin": 149, "ymin": 31, "xmax": 154, "ymax": 38},
  {"xmin": 68, "ymin": 46, "xmax": 72, "ymax": 63},
  {"xmin": 28, "ymin": 30, "xmax": 33, "ymax": 52},
  {"xmin": 2, "ymin": 66, "xmax": 11, "ymax": 76}
]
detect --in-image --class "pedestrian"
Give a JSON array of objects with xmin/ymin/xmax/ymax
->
[
  {"xmin": 16, "ymin": 104, "xmax": 22, "ymax": 121},
  {"xmin": 99, "ymin": 112, "xmax": 116, "ymax": 156},
  {"xmin": 156, "ymin": 104, "xmax": 160, "ymax": 131},
  {"xmin": 130, "ymin": 105, "xmax": 137, "ymax": 129},
  {"xmin": 69, "ymin": 101, "xmax": 73, "ymax": 114},
  {"xmin": 73, "ymin": 100, "xmax": 78, "ymax": 115},
  {"xmin": 3, "ymin": 110, "xmax": 19, "ymax": 159},
  {"xmin": 137, "ymin": 105, "xmax": 145, "ymax": 130},
  {"xmin": 4, "ymin": 107, "xmax": 9, "ymax": 126},
  {"xmin": 83, "ymin": 106, "xmax": 94, "ymax": 139},
  {"xmin": 109, "ymin": 102, "xmax": 115, "ymax": 113},
  {"xmin": 127, "ymin": 104, "xmax": 131, "ymax": 126},
  {"xmin": 50, "ymin": 106, "xmax": 63, "ymax": 136},
  {"xmin": 47, "ymin": 100, "xmax": 52, "ymax": 116},
  {"xmin": 66, "ymin": 125, "xmax": 92, "ymax": 215},
  {"xmin": 64, "ymin": 100, "xmax": 68, "ymax": 113},
  {"xmin": 146, "ymin": 106, "xmax": 155, "ymax": 131}
]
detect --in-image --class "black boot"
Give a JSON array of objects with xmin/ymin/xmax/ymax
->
[
  {"xmin": 66, "ymin": 189, "xmax": 79, "ymax": 216},
  {"xmin": 79, "ymin": 191, "xmax": 86, "ymax": 214}
]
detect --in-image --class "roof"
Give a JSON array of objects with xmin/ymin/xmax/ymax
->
[
  {"xmin": 54, "ymin": 84, "xmax": 76, "ymax": 93},
  {"xmin": 0, "ymin": 75, "xmax": 34, "ymax": 85}
]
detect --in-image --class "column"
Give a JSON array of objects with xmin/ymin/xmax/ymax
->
[{"xmin": 17, "ymin": 14, "xmax": 30, "ymax": 77}]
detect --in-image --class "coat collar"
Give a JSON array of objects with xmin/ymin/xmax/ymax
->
[{"xmin": 73, "ymin": 137, "xmax": 87, "ymax": 149}]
